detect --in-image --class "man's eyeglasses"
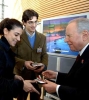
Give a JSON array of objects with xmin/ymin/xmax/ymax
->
[{"xmin": 27, "ymin": 21, "xmax": 39, "ymax": 25}]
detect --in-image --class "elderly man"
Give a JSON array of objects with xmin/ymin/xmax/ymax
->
[{"xmin": 42, "ymin": 18, "xmax": 89, "ymax": 100}]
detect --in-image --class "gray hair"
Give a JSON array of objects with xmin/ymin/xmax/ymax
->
[{"xmin": 68, "ymin": 18, "xmax": 89, "ymax": 33}]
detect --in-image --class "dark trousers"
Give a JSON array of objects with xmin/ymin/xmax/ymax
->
[{"xmin": 17, "ymin": 69, "xmax": 41, "ymax": 100}]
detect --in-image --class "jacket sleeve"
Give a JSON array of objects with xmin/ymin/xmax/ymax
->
[
  {"xmin": 56, "ymin": 72, "xmax": 68, "ymax": 85},
  {"xmin": 56, "ymin": 72, "xmax": 86, "ymax": 100},
  {"xmin": 0, "ymin": 77, "xmax": 23, "ymax": 98},
  {"xmin": 0, "ymin": 49, "xmax": 23, "ymax": 98},
  {"xmin": 14, "ymin": 57, "xmax": 25, "ymax": 74},
  {"xmin": 57, "ymin": 69, "xmax": 89, "ymax": 100},
  {"xmin": 58, "ymin": 85, "xmax": 89, "ymax": 100}
]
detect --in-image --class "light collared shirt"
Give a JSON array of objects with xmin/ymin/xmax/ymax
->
[
  {"xmin": 56, "ymin": 43, "xmax": 89, "ymax": 97},
  {"xmin": 79, "ymin": 43, "xmax": 89, "ymax": 56},
  {"xmin": 25, "ymin": 29, "xmax": 35, "ymax": 38}
]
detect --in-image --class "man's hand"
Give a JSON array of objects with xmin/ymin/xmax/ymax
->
[
  {"xmin": 24, "ymin": 61, "xmax": 36, "ymax": 70},
  {"xmin": 42, "ymin": 80, "xmax": 57, "ymax": 93},
  {"xmin": 42, "ymin": 70, "xmax": 58, "ymax": 79},
  {"xmin": 34, "ymin": 65, "xmax": 44, "ymax": 73},
  {"xmin": 23, "ymin": 80, "xmax": 40, "ymax": 94},
  {"xmin": 14, "ymin": 75, "xmax": 24, "ymax": 81}
]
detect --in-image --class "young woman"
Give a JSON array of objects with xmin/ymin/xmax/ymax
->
[{"xmin": 0, "ymin": 18, "xmax": 39, "ymax": 100}]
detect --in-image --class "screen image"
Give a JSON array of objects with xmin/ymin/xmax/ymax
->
[{"xmin": 42, "ymin": 14, "xmax": 87, "ymax": 56}]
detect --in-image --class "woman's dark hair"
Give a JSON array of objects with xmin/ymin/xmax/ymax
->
[
  {"xmin": 0, "ymin": 18, "xmax": 23, "ymax": 35},
  {"xmin": 22, "ymin": 9, "xmax": 39, "ymax": 22}
]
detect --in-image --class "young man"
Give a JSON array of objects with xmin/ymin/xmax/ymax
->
[
  {"xmin": 12, "ymin": 9, "xmax": 48, "ymax": 100},
  {"xmin": 42, "ymin": 18, "xmax": 89, "ymax": 100}
]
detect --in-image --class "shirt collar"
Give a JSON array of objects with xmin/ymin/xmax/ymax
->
[
  {"xmin": 79, "ymin": 43, "xmax": 89, "ymax": 56},
  {"xmin": 25, "ymin": 30, "xmax": 35, "ymax": 38}
]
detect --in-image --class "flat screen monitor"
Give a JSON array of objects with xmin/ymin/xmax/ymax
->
[{"xmin": 41, "ymin": 13, "xmax": 88, "ymax": 56}]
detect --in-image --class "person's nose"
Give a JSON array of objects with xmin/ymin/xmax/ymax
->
[
  {"xmin": 17, "ymin": 36, "xmax": 20, "ymax": 41},
  {"xmin": 64, "ymin": 36, "xmax": 69, "ymax": 43},
  {"xmin": 33, "ymin": 22, "xmax": 37, "ymax": 26},
  {"xmin": 64, "ymin": 36, "xmax": 67, "ymax": 42}
]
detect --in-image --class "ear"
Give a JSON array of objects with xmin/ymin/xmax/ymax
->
[
  {"xmin": 82, "ymin": 30, "xmax": 89, "ymax": 41},
  {"xmin": 22, "ymin": 20, "xmax": 26, "ymax": 26},
  {"xmin": 3, "ymin": 28, "xmax": 8, "ymax": 35}
]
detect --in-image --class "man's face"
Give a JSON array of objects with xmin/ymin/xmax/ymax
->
[
  {"xmin": 65, "ymin": 22, "xmax": 84, "ymax": 51},
  {"xmin": 23, "ymin": 16, "xmax": 38, "ymax": 33}
]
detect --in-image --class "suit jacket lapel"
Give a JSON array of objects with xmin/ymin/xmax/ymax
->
[
  {"xmin": 68, "ymin": 45, "xmax": 89, "ymax": 75},
  {"xmin": 21, "ymin": 30, "xmax": 41, "ymax": 50},
  {"xmin": 33, "ymin": 31, "xmax": 41, "ymax": 50},
  {"xmin": 72, "ymin": 45, "xmax": 89, "ymax": 65},
  {"xmin": 81, "ymin": 45, "xmax": 89, "ymax": 61}
]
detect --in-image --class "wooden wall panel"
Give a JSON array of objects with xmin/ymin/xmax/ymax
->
[{"xmin": 12, "ymin": 0, "xmax": 89, "ymax": 22}]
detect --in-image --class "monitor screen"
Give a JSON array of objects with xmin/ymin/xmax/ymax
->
[{"xmin": 41, "ymin": 13, "xmax": 88, "ymax": 56}]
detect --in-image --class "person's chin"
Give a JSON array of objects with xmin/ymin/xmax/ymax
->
[
  {"xmin": 69, "ymin": 46, "xmax": 74, "ymax": 50},
  {"xmin": 31, "ymin": 29, "xmax": 35, "ymax": 31},
  {"xmin": 11, "ymin": 44, "xmax": 16, "ymax": 47},
  {"xmin": 70, "ymin": 48, "xmax": 75, "ymax": 51},
  {"xmin": 70, "ymin": 47, "xmax": 74, "ymax": 51}
]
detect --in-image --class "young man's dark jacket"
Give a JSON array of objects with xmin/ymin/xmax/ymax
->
[
  {"xmin": 0, "ymin": 36, "xmax": 23, "ymax": 100},
  {"xmin": 12, "ymin": 30, "xmax": 48, "ymax": 78}
]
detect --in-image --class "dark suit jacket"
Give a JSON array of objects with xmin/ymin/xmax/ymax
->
[
  {"xmin": 56, "ymin": 45, "xmax": 89, "ymax": 100},
  {"xmin": 12, "ymin": 30, "xmax": 48, "ymax": 79},
  {"xmin": 0, "ymin": 36, "xmax": 23, "ymax": 100}
]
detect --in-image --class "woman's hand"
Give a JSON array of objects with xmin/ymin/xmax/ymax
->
[
  {"xmin": 23, "ymin": 80, "xmax": 40, "ymax": 94},
  {"xmin": 14, "ymin": 75, "xmax": 24, "ymax": 81}
]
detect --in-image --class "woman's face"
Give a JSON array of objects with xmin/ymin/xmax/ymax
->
[{"xmin": 4, "ymin": 27, "xmax": 23, "ymax": 47}]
